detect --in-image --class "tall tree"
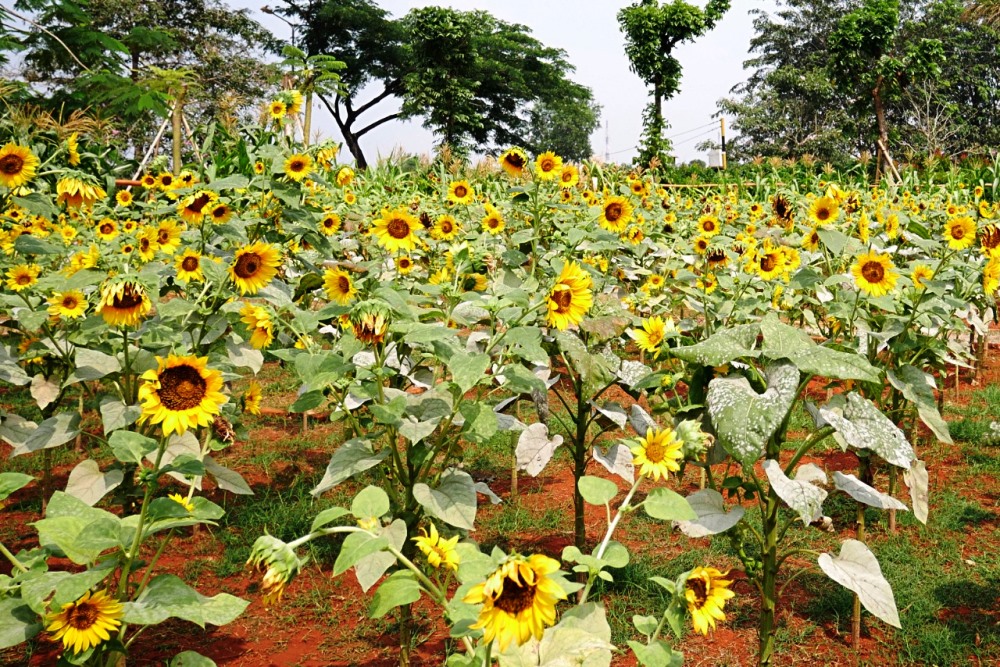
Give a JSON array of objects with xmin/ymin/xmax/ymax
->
[
  {"xmin": 617, "ymin": 0, "xmax": 730, "ymax": 165},
  {"xmin": 282, "ymin": 0, "xmax": 599, "ymax": 167},
  {"xmin": 525, "ymin": 92, "xmax": 601, "ymax": 162}
]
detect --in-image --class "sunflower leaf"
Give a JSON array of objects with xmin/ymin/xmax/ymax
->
[
  {"xmin": 904, "ymin": 459, "xmax": 929, "ymax": 524},
  {"xmin": 644, "ymin": 487, "xmax": 697, "ymax": 522},
  {"xmin": 312, "ymin": 438, "xmax": 389, "ymax": 497},
  {"xmin": 0, "ymin": 472, "xmax": 33, "ymax": 502},
  {"xmin": 370, "ymin": 571, "xmax": 422, "ymax": 619},
  {"xmin": 763, "ymin": 459, "xmax": 827, "ymax": 525},
  {"xmin": 674, "ymin": 489, "xmax": 745, "ymax": 537},
  {"xmin": 0, "ymin": 597, "xmax": 41, "ymax": 650},
  {"xmin": 64, "ymin": 459, "xmax": 124, "ymax": 507},
  {"xmin": 578, "ymin": 476, "xmax": 619, "ymax": 506},
  {"xmin": 818, "ymin": 540, "xmax": 900, "ymax": 628},
  {"xmin": 122, "ymin": 574, "xmax": 248, "ymax": 628},
  {"xmin": 670, "ymin": 323, "xmax": 760, "ymax": 366},
  {"xmin": 819, "ymin": 393, "xmax": 915, "ymax": 468},
  {"xmin": 413, "ymin": 469, "xmax": 477, "ymax": 530},
  {"xmin": 515, "ymin": 423, "xmax": 563, "ymax": 477}
]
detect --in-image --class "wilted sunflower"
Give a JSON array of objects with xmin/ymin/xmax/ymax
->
[
  {"xmin": 980, "ymin": 224, "xmax": 1000, "ymax": 257},
  {"xmin": 336, "ymin": 166, "xmax": 355, "ymax": 187},
  {"xmin": 631, "ymin": 426, "xmax": 684, "ymax": 481},
  {"xmin": 770, "ymin": 193, "xmax": 793, "ymax": 223},
  {"xmin": 243, "ymin": 379, "xmax": 263, "ymax": 415},
  {"xmin": 323, "ymin": 267, "xmax": 357, "ymax": 305},
  {"xmin": 371, "ymin": 207, "xmax": 421, "ymax": 253},
  {"xmin": 559, "ymin": 164, "xmax": 580, "ymax": 189},
  {"xmin": 432, "ymin": 214, "xmax": 460, "ymax": 241},
  {"xmin": 852, "ymin": 249, "xmax": 899, "ymax": 297},
  {"xmin": 534, "ymin": 151, "xmax": 562, "ymax": 181},
  {"xmin": 46, "ymin": 589, "xmax": 123, "ymax": 655},
  {"xmin": 808, "ymin": 195, "xmax": 839, "ymax": 225},
  {"xmin": 178, "ymin": 190, "xmax": 217, "ymax": 224},
  {"xmin": 240, "ymin": 303, "xmax": 274, "ymax": 349},
  {"xmin": 685, "ymin": 566, "xmax": 735, "ymax": 635},
  {"xmin": 6, "ymin": 263, "xmax": 41, "ymax": 291},
  {"xmin": 56, "ymin": 176, "xmax": 106, "ymax": 209},
  {"xmin": 481, "ymin": 203, "xmax": 505, "ymax": 235},
  {"xmin": 943, "ymin": 215, "xmax": 976, "ymax": 250},
  {"xmin": 546, "ymin": 261, "xmax": 593, "ymax": 330},
  {"xmin": 911, "ymin": 264, "xmax": 934, "ymax": 289},
  {"xmin": 413, "ymin": 523, "xmax": 460, "ymax": 571},
  {"xmin": 498, "ymin": 147, "xmax": 528, "ymax": 177},
  {"xmin": 66, "ymin": 132, "xmax": 81, "ymax": 166},
  {"xmin": 0, "ymin": 143, "xmax": 40, "ymax": 189},
  {"xmin": 47, "ymin": 290, "xmax": 87, "ymax": 320},
  {"xmin": 230, "ymin": 241, "xmax": 281, "ymax": 295},
  {"xmin": 96, "ymin": 281, "xmax": 151, "ymax": 327},
  {"xmin": 598, "ymin": 195, "xmax": 634, "ymax": 234},
  {"xmin": 139, "ymin": 354, "xmax": 227, "ymax": 436},
  {"xmin": 463, "ymin": 553, "xmax": 567, "ymax": 652},
  {"xmin": 447, "ymin": 180, "xmax": 475, "ymax": 205},
  {"xmin": 318, "ymin": 212, "xmax": 342, "ymax": 236},
  {"xmin": 351, "ymin": 302, "xmax": 390, "ymax": 345},
  {"xmin": 284, "ymin": 153, "xmax": 312, "ymax": 182},
  {"xmin": 629, "ymin": 316, "xmax": 669, "ymax": 355},
  {"xmin": 175, "ymin": 249, "xmax": 204, "ymax": 283}
]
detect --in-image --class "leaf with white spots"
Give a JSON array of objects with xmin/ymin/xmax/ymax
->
[
  {"xmin": 592, "ymin": 444, "xmax": 635, "ymax": 483},
  {"xmin": 707, "ymin": 362, "xmax": 800, "ymax": 465},
  {"xmin": 590, "ymin": 401, "xmax": 628, "ymax": 429},
  {"xmin": 903, "ymin": 460, "xmax": 928, "ymax": 524},
  {"xmin": 763, "ymin": 459, "xmax": 827, "ymax": 525},
  {"xmin": 671, "ymin": 323, "xmax": 760, "ymax": 366},
  {"xmin": 819, "ymin": 393, "xmax": 915, "ymax": 468},
  {"xmin": 886, "ymin": 365, "xmax": 951, "ymax": 444},
  {"xmin": 515, "ymin": 423, "xmax": 564, "ymax": 477},
  {"xmin": 674, "ymin": 489, "xmax": 745, "ymax": 537},
  {"xmin": 818, "ymin": 540, "xmax": 900, "ymax": 628},
  {"xmin": 760, "ymin": 313, "xmax": 880, "ymax": 382},
  {"xmin": 617, "ymin": 360, "xmax": 653, "ymax": 389},
  {"xmin": 833, "ymin": 472, "xmax": 908, "ymax": 511}
]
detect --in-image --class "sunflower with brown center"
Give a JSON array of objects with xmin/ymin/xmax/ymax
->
[
  {"xmin": 748, "ymin": 241, "xmax": 786, "ymax": 281},
  {"xmin": 498, "ymin": 147, "xmax": 528, "ymax": 177},
  {"xmin": 96, "ymin": 281, "xmax": 152, "ymax": 327},
  {"xmin": 431, "ymin": 214, "xmax": 460, "ymax": 241},
  {"xmin": 546, "ymin": 261, "xmax": 593, "ymax": 330},
  {"xmin": 240, "ymin": 303, "xmax": 275, "ymax": 349},
  {"xmin": 175, "ymin": 249, "xmax": 204, "ymax": 283},
  {"xmin": 481, "ymin": 203, "xmax": 505, "ymax": 235},
  {"xmin": 284, "ymin": 153, "xmax": 312, "ymax": 182},
  {"xmin": 243, "ymin": 379, "xmax": 263, "ymax": 416},
  {"xmin": 371, "ymin": 207, "xmax": 422, "ymax": 253},
  {"xmin": 447, "ymin": 179, "xmax": 475, "ymax": 205},
  {"xmin": 534, "ymin": 151, "xmax": 562, "ymax": 181},
  {"xmin": 0, "ymin": 143, "xmax": 41, "ymax": 189},
  {"xmin": 698, "ymin": 214, "xmax": 721, "ymax": 237},
  {"xmin": 5, "ymin": 263, "xmax": 41, "ymax": 292},
  {"xmin": 684, "ymin": 566, "xmax": 736, "ymax": 635},
  {"xmin": 808, "ymin": 195, "xmax": 839, "ymax": 225},
  {"xmin": 46, "ymin": 589, "xmax": 123, "ymax": 655},
  {"xmin": 631, "ymin": 426, "xmax": 684, "ymax": 481},
  {"xmin": 139, "ymin": 354, "xmax": 227, "ymax": 436},
  {"xmin": 852, "ymin": 249, "xmax": 899, "ymax": 297},
  {"xmin": 943, "ymin": 215, "xmax": 976, "ymax": 250},
  {"xmin": 559, "ymin": 164, "xmax": 580, "ymax": 189},
  {"xmin": 463, "ymin": 553, "xmax": 567, "ymax": 652},
  {"xmin": 598, "ymin": 195, "xmax": 634, "ymax": 234},
  {"xmin": 980, "ymin": 224, "xmax": 1000, "ymax": 258},
  {"xmin": 318, "ymin": 212, "xmax": 342, "ymax": 236},
  {"xmin": 47, "ymin": 290, "xmax": 87, "ymax": 320},
  {"xmin": 230, "ymin": 241, "xmax": 281, "ymax": 295},
  {"xmin": 178, "ymin": 190, "xmax": 217, "ymax": 224},
  {"xmin": 323, "ymin": 267, "xmax": 358, "ymax": 305}
]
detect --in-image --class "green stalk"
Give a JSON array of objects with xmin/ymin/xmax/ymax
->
[
  {"xmin": 0, "ymin": 540, "xmax": 27, "ymax": 573},
  {"xmin": 757, "ymin": 481, "xmax": 780, "ymax": 667}
]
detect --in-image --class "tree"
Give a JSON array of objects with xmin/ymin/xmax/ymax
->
[
  {"xmin": 617, "ymin": 0, "xmax": 730, "ymax": 165},
  {"xmin": 525, "ymin": 93, "xmax": 601, "ymax": 162},
  {"xmin": 282, "ymin": 0, "xmax": 599, "ymax": 168}
]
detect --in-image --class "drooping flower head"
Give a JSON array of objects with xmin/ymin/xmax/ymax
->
[
  {"xmin": 684, "ymin": 566, "xmax": 736, "ymax": 635},
  {"xmin": 46, "ymin": 589, "xmax": 123, "ymax": 655},
  {"xmin": 498, "ymin": 147, "xmax": 528, "ymax": 177},
  {"xmin": 96, "ymin": 281, "xmax": 152, "ymax": 328},
  {"xmin": 546, "ymin": 261, "xmax": 593, "ymax": 330},
  {"xmin": 138, "ymin": 354, "xmax": 228, "ymax": 436}
]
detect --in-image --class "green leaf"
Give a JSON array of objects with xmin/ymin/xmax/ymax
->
[
  {"xmin": 0, "ymin": 472, "xmax": 33, "ymax": 502},
  {"xmin": 369, "ymin": 571, "xmax": 422, "ymax": 618},
  {"xmin": 886, "ymin": 365, "xmax": 951, "ymax": 444},
  {"xmin": 354, "ymin": 520, "xmax": 406, "ymax": 592},
  {"xmin": 760, "ymin": 313, "xmax": 880, "ymax": 382},
  {"xmin": 169, "ymin": 651, "xmax": 217, "ymax": 667},
  {"xmin": 109, "ymin": 430, "xmax": 158, "ymax": 465},
  {"xmin": 504, "ymin": 326, "xmax": 548, "ymax": 365},
  {"xmin": 762, "ymin": 459, "xmax": 827, "ymax": 525},
  {"xmin": 312, "ymin": 439, "xmax": 389, "ymax": 496},
  {"xmin": 448, "ymin": 352, "xmax": 491, "ymax": 393},
  {"xmin": 578, "ymin": 476, "xmax": 618, "ymax": 506},
  {"xmin": 627, "ymin": 639, "xmax": 684, "ymax": 667},
  {"xmin": 675, "ymin": 489, "xmax": 745, "ymax": 537},
  {"xmin": 203, "ymin": 457, "xmax": 253, "ymax": 495},
  {"xmin": 99, "ymin": 398, "xmax": 142, "ymax": 434},
  {"xmin": 413, "ymin": 469, "xmax": 477, "ymax": 530},
  {"xmin": 0, "ymin": 597, "xmax": 41, "ymax": 650},
  {"xmin": 643, "ymin": 487, "xmax": 697, "ymax": 521},
  {"xmin": 458, "ymin": 402, "xmax": 498, "ymax": 444},
  {"xmin": 707, "ymin": 362, "xmax": 799, "ymax": 465},
  {"xmin": 3, "ymin": 412, "xmax": 81, "ymax": 456},
  {"xmin": 68, "ymin": 348, "xmax": 121, "ymax": 383},
  {"xmin": 310, "ymin": 507, "xmax": 350, "ymax": 532},
  {"xmin": 671, "ymin": 324, "xmax": 760, "ymax": 366},
  {"xmin": 351, "ymin": 486, "xmax": 390, "ymax": 521},
  {"xmin": 33, "ymin": 492, "xmax": 123, "ymax": 564},
  {"xmin": 226, "ymin": 339, "xmax": 264, "ymax": 374},
  {"xmin": 64, "ymin": 459, "xmax": 124, "ymax": 506},
  {"xmin": 499, "ymin": 363, "xmax": 546, "ymax": 394},
  {"xmin": 333, "ymin": 531, "xmax": 389, "ymax": 576},
  {"xmin": 122, "ymin": 575, "xmax": 248, "ymax": 627},
  {"xmin": 555, "ymin": 331, "xmax": 615, "ymax": 399}
]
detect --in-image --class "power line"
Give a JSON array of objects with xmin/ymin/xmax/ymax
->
[{"xmin": 665, "ymin": 121, "xmax": 717, "ymax": 141}]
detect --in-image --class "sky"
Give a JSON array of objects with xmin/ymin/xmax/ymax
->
[{"xmin": 236, "ymin": 0, "xmax": 781, "ymax": 165}]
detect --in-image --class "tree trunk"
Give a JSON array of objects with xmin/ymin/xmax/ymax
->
[{"xmin": 873, "ymin": 76, "xmax": 890, "ymax": 179}]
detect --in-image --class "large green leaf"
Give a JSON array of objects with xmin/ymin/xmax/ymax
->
[
  {"xmin": 3, "ymin": 412, "xmax": 81, "ymax": 457},
  {"xmin": 109, "ymin": 430, "xmax": 158, "ymax": 465},
  {"xmin": 413, "ymin": 469, "xmax": 477, "ymax": 530},
  {"xmin": 500, "ymin": 602, "xmax": 613, "ymax": 667},
  {"xmin": 448, "ymin": 351, "xmax": 491, "ymax": 393},
  {"xmin": 886, "ymin": 365, "xmax": 951, "ymax": 444},
  {"xmin": 0, "ymin": 472, "xmax": 33, "ymax": 502},
  {"xmin": 33, "ymin": 492, "xmax": 123, "ymax": 564},
  {"xmin": 819, "ymin": 393, "xmax": 915, "ymax": 468},
  {"xmin": 67, "ymin": 347, "xmax": 121, "ymax": 384},
  {"xmin": 670, "ymin": 324, "xmax": 760, "ymax": 366},
  {"xmin": 706, "ymin": 362, "xmax": 799, "ymax": 465},
  {"xmin": 760, "ymin": 314, "xmax": 880, "ymax": 382},
  {"xmin": 643, "ymin": 488, "xmax": 697, "ymax": 522},
  {"xmin": 555, "ymin": 331, "xmax": 615, "ymax": 399},
  {"xmin": 122, "ymin": 575, "xmax": 248, "ymax": 627},
  {"xmin": 674, "ymin": 489, "xmax": 745, "ymax": 537},
  {"xmin": 0, "ymin": 597, "xmax": 40, "ymax": 650},
  {"xmin": 311, "ymin": 438, "xmax": 389, "ymax": 496},
  {"xmin": 369, "ymin": 571, "xmax": 422, "ymax": 618}
]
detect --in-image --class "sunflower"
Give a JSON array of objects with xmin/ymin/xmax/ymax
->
[
  {"xmin": 432, "ymin": 214, "xmax": 460, "ymax": 241},
  {"xmin": 852, "ymin": 249, "xmax": 899, "ymax": 297},
  {"xmin": 318, "ymin": 211, "xmax": 342, "ymax": 236},
  {"xmin": 801, "ymin": 227, "xmax": 820, "ymax": 252},
  {"xmin": 56, "ymin": 177, "xmax": 106, "ymax": 209},
  {"xmin": 697, "ymin": 272, "xmax": 718, "ymax": 294},
  {"xmin": 979, "ymin": 199, "xmax": 995, "ymax": 220},
  {"xmin": 624, "ymin": 225, "xmax": 644, "ymax": 245},
  {"xmin": 286, "ymin": 90, "xmax": 304, "ymax": 115},
  {"xmin": 371, "ymin": 207, "xmax": 421, "ymax": 253},
  {"xmin": 5, "ymin": 263, "xmax": 41, "ymax": 292},
  {"xmin": 447, "ymin": 180, "xmax": 475, "ymax": 205},
  {"xmin": 534, "ymin": 151, "xmax": 562, "ymax": 181},
  {"xmin": 323, "ymin": 267, "xmax": 357, "ymax": 305},
  {"xmin": 178, "ymin": 190, "xmax": 217, "ymax": 224},
  {"xmin": 984, "ymin": 257, "xmax": 1000, "ymax": 296},
  {"xmin": 629, "ymin": 316, "xmax": 669, "ymax": 355},
  {"xmin": 909, "ymin": 264, "xmax": 933, "ymax": 290},
  {"xmin": 498, "ymin": 147, "xmax": 528, "ymax": 177},
  {"xmin": 138, "ymin": 354, "xmax": 227, "ymax": 436},
  {"xmin": 140, "ymin": 173, "xmax": 157, "ymax": 188},
  {"xmin": 631, "ymin": 426, "xmax": 684, "ymax": 481},
  {"xmin": 284, "ymin": 153, "xmax": 312, "ymax": 182},
  {"xmin": 156, "ymin": 219, "xmax": 183, "ymax": 255},
  {"xmin": 559, "ymin": 164, "xmax": 580, "ymax": 189},
  {"xmin": 463, "ymin": 553, "xmax": 567, "ymax": 652},
  {"xmin": 253, "ymin": 161, "xmax": 266, "ymax": 175},
  {"xmin": 462, "ymin": 272, "xmax": 488, "ymax": 292},
  {"xmin": 697, "ymin": 214, "xmax": 721, "ymax": 237},
  {"xmin": 598, "ymin": 195, "xmax": 634, "ymax": 234},
  {"xmin": 243, "ymin": 379, "xmax": 263, "ymax": 415},
  {"xmin": 693, "ymin": 235, "xmax": 711, "ymax": 255},
  {"xmin": 351, "ymin": 302, "xmax": 390, "ymax": 345},
  {"xmin": 808, "ymin": 195, "xmax": 839, "ymax": 225},
  {"xmin": 748, "ymin": 242, "xmax": 786, "ymax": 281},
  {"xmin": 547, "ymin": 261, "xmax": 593, "ymax": 331},
  {"xmin": 268, "ymin": 99, "xmax": 287, "ymax": 120},
  {"xmin": 413, "ymin": 523, "xmax": 460, "ymax": 571},
  {"xmin": 58, "ymin": 224, "xmax": 78, "ymax": 244},
  {"xmin": 0, "ymin": 143, "xmax": 40, "ymax": 189},
  {"xmin": 47, "ymin": 290, "xmax": 87, "ymax": 320},
  {"xmin": 944, "ymin": 215, "xmax": 976, "ymax": 250},
  {"xmin": 980, "ymin": 224, "xmax": 1000, "ymax": 257},
  {"xmin": 559, "ymin": 189, "xmax": 574, "ymax": 204},
  {"xmin": 155, "ymin": 172, "xmax": 175, "ymax": 191},
  {"xmin": 396, "ymin": 256, "xmax": 415, "ymax": 274},
  {"xmin": 770, "ymin": 193, "xmax": 793, "ymax": 223},
  {"xmin": 208, "ymin": 202, "xmax": 231, "ymax": 225},
  {"xmin": 136, "ymin": 227, "xmax": 160, "ymax": 262},
  {"xmin": 883, "ymin": 211, "xmax": 900, "ymax": 239},
  {"xmin": 175, "ymin": 249, "xmax": 204, "ymax": 283},
  {"xmin": 481, "ymin": 203, "xmax": 505, "ymax": 235},
  {"xmin": 240, "ymin": 303, "xmax": 274, "ymax": 349},
  {"xmin": 684, "ymin": 566, "xmax": 735, "ymax": 635},
  {"xmin": 343, "ymin": 191, "xmax": 357, "ymax": 205},
  {"xmin": 66, "ymin": 132, "xmax": 81, "ymax": 166},
  {"xmin": 46, "ymin": 589, "xmax": 123, "ymax": 655},
  {"xmin": 115, "ymin": 190, "xmax": 133, "ymax": 207},
  {"xmin": 168, "ymin": 492, "xmax": 194, "ymax": 512},
  {"xmin": 230, "ymin": 241, "xmax": 281, "ymax": 295},
  {"xmin": 96, "ymin": 281, "xmax": 152, "ymax": 327},
  {"xmin": 336, "ymin": 166, "xmax": 355, "ymax": 187}
]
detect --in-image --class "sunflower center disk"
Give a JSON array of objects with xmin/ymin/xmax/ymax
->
[
  {"xmin": 114, "ymin": 287, "xmax": 143, "ymax": 309},
  {"xmin": 0, "ymin": 155, "xmax": 24, "ymax": 174},
  {"xmin": 235, "ymin": 253, "xmax": 262, "ymax": 278},
  {"xmin": 645, "ymin": 441, "xmax": 667, "ymax": 463},
  {"xmin": 687, "ymin": 577, "xmax": 709, "ymax": 607},
  {"xmin": 494, "ymin": 579, "xmax": 537, "ymax": 615},
  {"xmin": 455, "ymin": 186, "xmax": 467, "ymax": 198},
  {"xmin": 66, "ymin": 602, "xmax": 99, "ymax": 630},
  {"xmin": 861, "ymin": 261, "xmax": 885, "ymax": 283},
  {"xmin": 387, "ymin": 219, "xmax": 410, "ymax": 239},
  {"xmin": 182, "ymin": 257, "xmax": 199, "ymax": 271},
  {"xmin": 337, "ymin": 276, "xmax": 351, "ymax": 293},
  {"xmin": 552, "ymin": 287, "xmax": 573, "ymax": 313},
  {"xmin": 158, "ymin": 366, "xmax": 208, "ymax": 411},
  {"xmin": 760, "ymin": 254, "xmax": 778, "ymax": 273},
  {"xmin": 605, "ymin": 204, "xmax": 623, "ymax": 222}
]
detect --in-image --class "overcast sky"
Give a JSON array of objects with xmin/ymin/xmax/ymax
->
[{"xmin": 236, "ymin": 0, "xmax": 780, "ymax": 165}]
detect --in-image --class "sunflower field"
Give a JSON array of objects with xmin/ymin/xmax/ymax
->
[{"xmin": 0, "ymin": 95, "xmax": 999, "ymax": 667}]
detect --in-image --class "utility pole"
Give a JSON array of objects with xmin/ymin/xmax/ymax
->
[
  {"xmin": 720, "ymin": 117, "xmax": 727, "ymax": 170},
  {"xmin": 604, "ymin": 120, "xmax": 610, "ymax": 163}
]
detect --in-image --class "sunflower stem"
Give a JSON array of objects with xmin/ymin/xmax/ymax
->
[
  {"xmin": 0, "ymin": 540, "xmax": 27, "ymax": 573},
  {"xmin": 579, "ymin": 476, "xmax": 643, "ymax": 606}
]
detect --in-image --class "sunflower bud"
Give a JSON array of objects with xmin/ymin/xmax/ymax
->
[
  {"xmin": 246, "ymin": 535, "xmax": 307, "ymax": 607},
  {"xmin": 350, "ymin": 300, "xmax": 391, "ymax": 346},
  {"xmin": 675, "ymin": 419, "xmax": 713, "ymax": 458}
]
